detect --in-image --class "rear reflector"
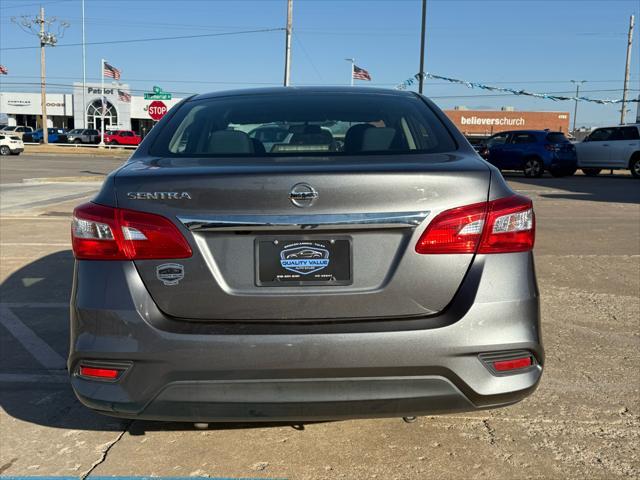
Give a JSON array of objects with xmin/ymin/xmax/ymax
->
[
  {"xmin": 415, "ymin": 194, "xmax": 534, "ymax": 254},
  {"xmin": 79, "ymin": 365, "xmax": 120, "ymax": 379},
  {"xmin": 72, "ymin": 202, "xmax": 192, "ymax": 260},
  {"xmin": 493, "ymin": 356, "xmax": 532, "ymax": 372}
]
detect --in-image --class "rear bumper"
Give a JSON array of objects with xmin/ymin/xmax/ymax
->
[{"xmin": 69, "ymin": 253, "xmax": 543, "ymax": 422}]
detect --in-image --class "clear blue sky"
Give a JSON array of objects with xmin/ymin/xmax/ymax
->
[{"xmin": 1, "ymin": 0, "xmax": 639, "ymax": 126}]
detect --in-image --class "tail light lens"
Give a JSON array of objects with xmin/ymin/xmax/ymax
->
[
  {"xmin": 416, "ymin": 195, "xmax": 534, "ymax": 254},
  {"xmin": 544, "ymin": 144, "xmax": 559, "ymax": 152},
  {"xmin": 72, "ymin": 202, "xmax": 192, "ymax": 260}
]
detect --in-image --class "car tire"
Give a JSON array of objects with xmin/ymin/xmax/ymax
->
[
  {"xmin": 582, "ymin": 168, "xmax": 602, "ymax": 177},
  {"xmin": 630, "ymin": 155, "xmax": 640, "ymax": 179},
  {"xmin": 73, "ymin": 139, "xmax": 82, "ymax": 144},
  {"xmin": 523, "ymin": 157, "xmax": 544, "ymax": 178},
  {"xmin": 0, "ymin": 145, "xmax": 10, "ymax": 156},
  {"xmin": 109, "ymin": 140, "xmax": 118, "ymax": 145}
]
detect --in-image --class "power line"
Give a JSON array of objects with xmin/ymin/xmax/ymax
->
[{"xmin": 0, "ymin": 27, "xmax": 285, "ymax": 51}]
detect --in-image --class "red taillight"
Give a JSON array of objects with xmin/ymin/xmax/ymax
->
[
  {"xmin": 493, "ymin": 356, "xmax": 532, "ymax": 372},
  {"xmin": 79, "ymin": 365, "xmax": 120, "ymax": 379},
  {"xmin": 416, "ymin": 195, "xmax": 534, "ymax": 255},
  {"xmin": 71, "ymin": 202, "xmax": 192, "ymax": 260}
]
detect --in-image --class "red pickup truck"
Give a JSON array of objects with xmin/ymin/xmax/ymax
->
[{"xmin": 104, "ymin": 130, "xmax": 141, "ymax": 146}]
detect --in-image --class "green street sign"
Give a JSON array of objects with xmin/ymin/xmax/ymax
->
[{"xmin": 144, "ymin": 85, "xmax": 172, "ymax": 100}]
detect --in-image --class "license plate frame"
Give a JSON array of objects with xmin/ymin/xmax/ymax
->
[{"xmin": 255, "ymin": 237, "xmax": 352, "ymax": 287}]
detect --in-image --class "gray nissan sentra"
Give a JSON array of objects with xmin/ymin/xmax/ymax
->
[{"xmin": 69, "ymin": 87, "xmax": 542, "ymax": 422}]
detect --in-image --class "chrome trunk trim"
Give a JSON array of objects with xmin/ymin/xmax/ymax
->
[{"xmin": 178, "ymin": 211, "xmax": 430, "ymax": 232}]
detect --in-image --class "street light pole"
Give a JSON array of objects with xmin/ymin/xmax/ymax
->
[
  {"xmin": 283, "ymin": 0, "xmax": 293, "ymax": 86},
  {"xmin": 620, "ymin": 14, "xmax": 634, "ymax": 124},
  {"xmin": 570, "ymin": 80, "xmax": 586, "ymax": 135},
  {"xmin": 418, "ymin": 0, "xmax": 427, "ymax": 93}
]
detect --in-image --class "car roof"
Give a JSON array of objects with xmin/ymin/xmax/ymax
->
[{"xmin": 191, "ymin": 86, "xmax": 416, "ymax": 102}]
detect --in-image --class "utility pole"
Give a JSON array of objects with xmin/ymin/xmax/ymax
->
[
  {"xmin": 81, "ymin": 0, "xmax": 87, "ymax": 128},
  {"xmin": 11, "ymin": 10, "xmax": 69, "ymax": 144},
  {"xmin": 570, "ymin": 80, "xmax": 586, "ymax": 135},
  {"xmin": 620, "ymin": 14, "xmax": 634, "ymax": 124},
  {"xmin": 418, "ymin": 0, "xmax": 427, "ymax": 93},
  {"xmin": 283, "ymin": 0, "xmax": 293, "ymax": 86},
  {"xmin": 39, "ymin": 7, "xmax": 48, "ymax": 143}
]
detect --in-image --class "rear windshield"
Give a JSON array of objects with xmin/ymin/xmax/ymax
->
[
  {"xmin": 546, "ymin": 132, "xmax": 569, "ymax": 143},
  {"xmin": 150, "ymin": 93, "xmax": 456, "ymax": 158}
]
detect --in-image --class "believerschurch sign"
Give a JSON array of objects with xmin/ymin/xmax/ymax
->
[
  {"xmin": 460, "ymin": 116, "xmax": 526, "ymax": 126},
  {"xmin": 445, "ymin": 109, "xmax": 570, "ymax": 135}
]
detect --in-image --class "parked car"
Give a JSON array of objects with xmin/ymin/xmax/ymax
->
[
  {"xmin": 25, "ymin": 128, "xmax": 68, "ymax": 144},
  {"xmin": 0, "ymin": 134, "xmax": 24, "ymax": 155},
  {"xmin": 0, "ymin": 125, "xmax": 34, "ymax": 139},
  {"xmin": 481, "ymin": 130, "xmax": 577, "ymax": 177},
  {"xmin": 574, "ymin": 124, "xmax": 640, "ymax": 178},
  {"xmin": 67, "ymin": 129, "xmax": 100, "ymax": 144},
  {"xmin": 69, "ymin": 87, "xmax": 542, "ymax": 423},
  {"xmin": 103, "ymin": 130, "xmax": 141, "ymax": 146}
]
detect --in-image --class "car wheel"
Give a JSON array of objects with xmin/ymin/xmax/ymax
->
[
  {"xmin": 0, "ymin": 145, "xmax": 10, "ymax": 156},
  {"xmin": 631, "ymin": 156, "xmax": 640, "ymax": 178},
  {"xmin": 74, "ymin": 138, "xmax": 82, "ymax": 144},
  {"xmin": 109, "ymin": 140, "xmax": 118, "ymax": 145},
  {"xmin": 523, "ymin": 158, "xmax": 544, "ymax": 178},
  {"xmin": 582, "ymin": 168, "xmax": 602, "ymax": 177}
]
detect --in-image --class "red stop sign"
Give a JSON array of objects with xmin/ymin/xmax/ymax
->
[{"xmin": 148, "ymin": 100, "xmax": 168, "ymax": 121}]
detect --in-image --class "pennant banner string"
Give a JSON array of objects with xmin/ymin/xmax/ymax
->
[{"xmin": 396, "ymin": 72, "xmax": 639, "ymax": 104}]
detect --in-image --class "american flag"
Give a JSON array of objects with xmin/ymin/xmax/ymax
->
[
  {"xmin": 103, "ymin": 62, "xmax": 121, "ymax": 80},
  {"xmin": 352, "ymin": 65, "xmax": 371, "ymax": 81},
  {"xmin": 0, "ymin": 65, "xmax": 8, "ymax": 75},
  {"xmin": 118, "ymin": 89, "xmax": 131, "ymax": 103}
]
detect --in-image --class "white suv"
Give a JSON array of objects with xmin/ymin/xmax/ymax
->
[
  {"xmin": 0, "ymin": 133, "xmax": 25, "ymax": 156},
  {"xmin": 575, "ymin": 124, "xmax": 640, "ymax": 178}
]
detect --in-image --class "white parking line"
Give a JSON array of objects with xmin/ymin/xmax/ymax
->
[{"xmin": 0, "ymin": 304, "xmax": 67, "ymax": 370}]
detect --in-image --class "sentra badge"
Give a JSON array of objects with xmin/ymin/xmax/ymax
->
[
  {"xmin": 280, "ymin": 243, "xmax": 329, "ymax": 275},
  {"xmin": 127, "ymin": 192, "xmax": 192, "ymax": 200}
]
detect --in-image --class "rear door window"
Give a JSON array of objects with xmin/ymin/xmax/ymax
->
[
  {"xmin": 486, "ymin": 133, "xmax": 509, "ymax": 147},
  {"xmin": 511, "ymin": 133, "xmax": 537, "ymax": 144},
  {"xmin": 546, "ymin": 132, "xmax": 569, "ymax": 143},
  {"xmin": 620, "ymin": 127, "xmax": 640, "ymax": 140},
  {"xmin": 151, "ymin": 93, "xmax": 457, "ymax": 158}
]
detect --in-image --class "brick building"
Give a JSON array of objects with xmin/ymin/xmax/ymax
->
[{"xmin": 445, "ymin": 109, "xmax": 570, "ymax": 137}]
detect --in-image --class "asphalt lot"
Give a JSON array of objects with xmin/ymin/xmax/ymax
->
[{"xmin": 0, "ymin": 154, "xmax": 638, "ymax": 479}]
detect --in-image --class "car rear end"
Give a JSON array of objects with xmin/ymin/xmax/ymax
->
[
  {"xmin": 0, "ymin": 134, "xmax": 24, "ymax": 154},
  {"xmin": 68, "ymin": 88, "xmax": 542, "ymax": 422},
  {"xmin": 543, "ymin": 131, "xmax": 577, "ymax": 175}
]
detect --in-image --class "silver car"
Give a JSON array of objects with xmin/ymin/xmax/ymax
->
[
  {"xmin": 69, "ymin": 87, "xmax": 542, "ymax": 422},
  {"xmin": 67, "ymin": 128, "xmax": 100, "ymax": 144}
]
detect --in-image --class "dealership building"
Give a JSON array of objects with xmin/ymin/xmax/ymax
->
[{"xmin": 0, "ymin": 83, "xmax": 183, "ymax": 133}]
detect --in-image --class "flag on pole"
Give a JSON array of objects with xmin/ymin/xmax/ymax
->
[
  {"xmin": 103, "ymin": 62, "xmax": 121, "ymax": 80},
  {"xmin": 101, "ymin": 96, "xmax": 108, "ymax": 116},
  {"xmin": 118, "ymin": 89, "xmax": 131, "ymax": 103},
  {"xmin": 352, "ymin": 65, "xmax": 371, "ymax": 81},
  {"xmin": 0, "ymin": 65, "xmax": 8, "ymax": 75}
]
